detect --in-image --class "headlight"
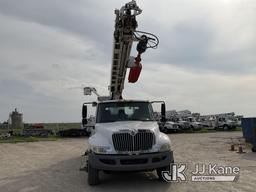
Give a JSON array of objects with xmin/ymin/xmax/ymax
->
[
  {"xmin": 159, "ymin": 143, "xmax": 171, "ymax": 152},
  {"xmin": 91, "ymin": 146, "xmax": 110, "ymax": 154}
]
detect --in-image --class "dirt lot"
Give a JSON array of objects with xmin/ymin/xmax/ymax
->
[{"xmin": 0, "ymin": 132, "xmax": 255, "ymax": 192}]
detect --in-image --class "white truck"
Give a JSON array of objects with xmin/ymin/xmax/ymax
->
[
  {"xmin": 82, "ymin": 1, "xmax": 174, "ymax": 185},
  {"xmin": 199, "ymin": 113, "xmax": 238, "ymax": 130},
  {"xmin": 215, "ymin": 117, "xmax": 237, "ymax": 130},
  {"xmin": 83, "ymin": 100, "xmax": 173, "ymax": 185},
  {"xmin": 162, "ymin": 121, "xmax": 180, "ymax": 133}
]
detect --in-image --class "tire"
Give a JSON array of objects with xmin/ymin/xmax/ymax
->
[
  {"xmin": 178, "ymin": 125, "xmax": 184, "ymax": 133},
  {"xmin": 163, "ymin": 127, "xmax": 168, "ymax": 133},
  {"xmin": 157, "ymin": 165, "xmax": 171, "ymax": 181},
  {"xmin": 223, "ymin": 125, "xmax": 229, "ymax": 131},
  {"xmin": 88, "ymin": 163, "xmax": 100, "ymax": 186},
  {"xmin": 252, "ymin": 146, "xmax": 256, "ymax": 152},
  {"xmin": 103, "ymin": 170, "xmax": 111, "ymax": 174}
]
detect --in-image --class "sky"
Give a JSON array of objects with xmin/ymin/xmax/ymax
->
[{"xmin": 0, "ymin": 0, "xmax": 255, "ymax": 123}]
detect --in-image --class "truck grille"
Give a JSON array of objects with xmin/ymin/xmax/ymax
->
[{"xmin": 112, "ymin": 130, "xmax": 155, "ymax": 152}]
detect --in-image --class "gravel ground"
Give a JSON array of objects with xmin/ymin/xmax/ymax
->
[{"xmin": 0, "ymin": 131, "xmax": 255, "ymax": 192}]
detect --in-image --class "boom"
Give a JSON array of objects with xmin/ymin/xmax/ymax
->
[
  {"xmin": 109, "ymin": 0, "xmax": 159, "ymax": 100},
  {"xmin": 83, "ymin": 1, "xmax": 158, "ymax": 100}
]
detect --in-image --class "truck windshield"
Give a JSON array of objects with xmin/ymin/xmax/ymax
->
[{"xmin": 96, "ymin": 102, "xmax": 154, "ymax": 123}]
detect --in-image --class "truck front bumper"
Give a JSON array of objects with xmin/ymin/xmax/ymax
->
[{"xmin": 88, "ymin": 151, "xmax": 174, "ymax": 171}]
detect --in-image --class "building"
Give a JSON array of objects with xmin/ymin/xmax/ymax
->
[{"xmin": 10, "ymin": 108, "xmax": 24, "ymax": 129}]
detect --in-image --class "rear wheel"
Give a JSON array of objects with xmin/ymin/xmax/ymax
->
[
  {"xmin": 252, "ymin": 146, "xmax": 256, "ymax": 152},
  {"xmin": 157, "ymin": 165, "xmax": 171, "ymax": 181},
  {"xmin": 88, "ymin": 163, "xmax": 100, "ymax": 186}
]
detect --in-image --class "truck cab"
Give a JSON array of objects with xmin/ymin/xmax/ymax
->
[{"xmin": 83, "ymin": 100, "xmax": 174, "ymax": 185}]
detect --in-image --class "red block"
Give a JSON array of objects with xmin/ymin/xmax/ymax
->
[{"xmin": 128, "ymin": 63, "xmax": 142, "ymax": 83}]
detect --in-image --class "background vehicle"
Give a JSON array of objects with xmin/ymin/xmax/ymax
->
[
  {"xmin": 162, "ymin": 121, "xmax": 181, "ymax": 133},
  {"xmin": 177, "ymin": 119, "xmax": 191, "ymax": 131},
  {"xmin": 23, "ymin": 123, "xmax": 52, "ymax": 137},
  {"xmin": 187, "ymin": 117, "xmax": 202, "ymax": 131},
  {"xmin": 215, "ymin": 117, "xmax": 237, "ymax": 130}
]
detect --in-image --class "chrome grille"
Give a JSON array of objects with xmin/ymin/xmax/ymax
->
[{"xmin": 112, "ymin": 130, "xmax": 155, "ymax": 152}]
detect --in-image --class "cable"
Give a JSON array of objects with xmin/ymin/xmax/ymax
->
[{"xmin": 133, "ymin": 30, "xmax": 159, "ymax": 49}]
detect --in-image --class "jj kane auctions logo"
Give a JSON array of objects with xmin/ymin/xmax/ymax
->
[{"xmin": 162, "ymin": 163, "xmax": 240, "ymax": 182}]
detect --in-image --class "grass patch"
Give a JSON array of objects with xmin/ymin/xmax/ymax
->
[
  {"xmin": 245, "ymin": 142, "xmax": 252, "ymax": 149},
  {"xmin": 234, "ymin": 127, "xmax": 242, "ymax": 131},
  {"xmin": 0, "ymin": 123, "xmax": 81, "ymax": 136},
  {"xmin": 199, "ymin": 128, "xmax": 209, "ymax": 133},
  {"xmin": 44, "ymin": 123, "xmax": 80, "ymax": 134},
  {"xmin": 197, "ymin": 128, "xmax": 210, "ymax": 133},
  {"xmin": 0, "ymin": 136, "xmax": 58, "ymax": 144}
]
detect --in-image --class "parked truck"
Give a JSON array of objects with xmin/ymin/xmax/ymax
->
[
  {"xmin": 199, "ymin": 113, "xmax": 240, "ymax": 130},
  {"xmin": 83, "ymin": 100, "xmax": 173, "ymax": 185},
  {"xmin": 82, "ymin": 1, "xmax": 174, "ymax": 185},
  {"xmin": 215, "ymin": 117, "xmax": 237, "ymax": 130}
]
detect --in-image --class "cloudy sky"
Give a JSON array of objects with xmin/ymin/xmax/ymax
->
[{"xmin": 0, "ymin": 0, "xmax": 255, "ymax": 123}]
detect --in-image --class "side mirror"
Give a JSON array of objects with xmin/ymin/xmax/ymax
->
[
  {"xmin": 92, "ymin": 102, "xmax": 97, "ymax": 107},
  {"xmin": 82, "ymin": 105, "xmax": 87, "ymax": 125},
  {"xmin": 161, "ymin": 103, "xmax": 166, "ymax": 122},
  {"xmin": 82, "ymin": 105, "xmax": 87, "ymax": 119}
]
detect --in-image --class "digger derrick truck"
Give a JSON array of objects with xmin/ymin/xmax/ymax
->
[{"xmin": 82, "ymin": 1, "xmax": 174, "ymax": 185}]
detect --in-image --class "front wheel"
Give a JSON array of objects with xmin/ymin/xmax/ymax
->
[
  {"xmin": 157, "ymin": 165, "xmax": 171, "ymax": 181},
  {"xmin": 88, "ymin": 163, "xmax": 100, "ymax": 186},
  {"xmin": 162, "ymin": 127, "xmax": 169, "ymax": 133}
]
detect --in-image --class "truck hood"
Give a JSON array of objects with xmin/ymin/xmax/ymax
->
[
  {"xmin": 95, "ymin": 121, "xmax": 159, "ymax": 133},
  {"xmin": 89, "ymin": 121, "xmax": 170, "ymax": 154},
  {"xmin": 89, "ymin": 121, "xmax": 159, "ymax": 146},
  {"xmin": 89, "ymin": 121, "xmax": 159, "ymax": 147}
]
